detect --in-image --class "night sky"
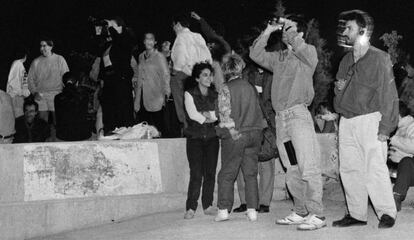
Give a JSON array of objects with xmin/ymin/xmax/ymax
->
[{"xmin": 1, "ymin": 0, "xmax": 414, "ymax": 89}]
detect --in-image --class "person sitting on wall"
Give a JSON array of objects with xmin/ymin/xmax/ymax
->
[
  {"xmin": 314, "ymin": 102, "xmax": 338, "ymax": 133},
  {"xmin": 54, "ymin": 72, "xmax": 91, "ymax": 141},
  {"xmin": 388, "ymin": 101, "xmax": 414, "ymax": 211},
  {"xmin": 13, "ymin": 97, "xmax": 50, "ymax": 143}
]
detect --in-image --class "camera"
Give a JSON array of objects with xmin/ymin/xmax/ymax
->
[
  {"xmin": 88, "ymin": 16, "xmax": 110, "ymax": 36},
  {"xmin": 268, "ymin": 17, "xmax": 285, "ymax": 27}
]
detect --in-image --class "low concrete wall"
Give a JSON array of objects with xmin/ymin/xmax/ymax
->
[{"xmin": 0, "ymin": 139, "xmax": 190, "ymax": 240}]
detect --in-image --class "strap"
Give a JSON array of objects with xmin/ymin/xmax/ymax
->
[{"xmin": 247, "ymin": 75, "xmax": 275, "ymax": 131}]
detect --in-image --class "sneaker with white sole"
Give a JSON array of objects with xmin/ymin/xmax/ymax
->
[
  {"xmin": 204, "ymin": 206, "xmax": 218, "ymax": 216},
  {"xmin": 297, "ymin": 214, "xmax": 327, "ymax": 230},
  {"xmin": 215, "ymin": 209, "xmax": 229, "ymax": 222},
  {"xmin": 184, "ymin": 209, "xmax": 195, "ymax": 219},
  {"xmin": 276, "ymin": 212, "xmax": 308, "ymax": 225},
  {"xmin": 246, "ymin": 208, "xmax": 258, "ymax": 221}
]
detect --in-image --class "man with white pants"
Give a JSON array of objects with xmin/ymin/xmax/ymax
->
[{"xmin": 333, "ymin": 10, "xmax": 399, "ymax": 229}]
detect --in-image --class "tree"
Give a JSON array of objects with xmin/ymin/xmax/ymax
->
[
  {"xmin": 306, "ymin": 19, "xmax": 335, "ymax": 113},
  {"xmin": 380, "ymin": 30, "xmax": 403, "ymax": 65}
]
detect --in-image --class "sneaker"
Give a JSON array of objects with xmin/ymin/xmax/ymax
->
[
  {"xmin": 332, "ymin": 214, "xmax": 367, "ymax": 227},
  {"xmin": 246, "ymin": 208, "xmax": 258, "ymax": 221},
  {"xmin": 233, "ymin": 204, "xmax": 247, "ymax": 213},
  {"xmin": 204, "ymin": 206, "xmax": 218, "ymax": 216},
  {"xmin": 184, "ymin": 209, "xmax": 195, "ymax": 219},
  {"xmin": 275, "ymin": 212, "xmax": 308, "ymax": 225},
  {"xmin": 215, "ymin": 209, "xmax": 230, "ymax": 222},
  {"xmin": 258, "ymin": 205, "xmax": 270, "ymax": 213},
  {"xmin": 378, "ymin": 214, "xmax": 395, "ymax": 229},
  {"xmin": 297, "ymin": 214, "xmax": 327, "ymax": 231}
]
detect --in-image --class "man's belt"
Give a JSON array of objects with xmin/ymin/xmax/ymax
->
[{"xmin": 0, "ymin": 134, "xmax": 14, "ymax": 139}]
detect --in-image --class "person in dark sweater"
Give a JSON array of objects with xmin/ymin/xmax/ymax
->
[
  {"xmin": 54, "ymin": 72, "xmax": 91, "ymax": 141},
  {"xmin": 183, "ymin": 62, "xmax": 219, "ymax": 219},
  {"xmin": 13, "ymin": 98, "xmax": 50, "ymax": 143},
  {"xmin": 99, "ymin": 17, "xmax": 136, "ymax": 135},
  {"xmin": 215, "ymin": 54, "xmax": 265, "ymax": 222}
]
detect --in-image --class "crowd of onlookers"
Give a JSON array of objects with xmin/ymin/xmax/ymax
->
[{"xmin": 2, "ymin": 9, "xmax": 414, "ymax": 231}]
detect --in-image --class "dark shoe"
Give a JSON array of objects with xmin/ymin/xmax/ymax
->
[
  {"xmin": 258, "ymin": 205, "xmax": 270, "ymax": 213},
  {"xmin": 393, "ymin": 193, "xmax": 405, "ymax": 212},
  {"xmin": 332, "ymin": 214, "xmax": 367, "ymax": 227},
  {"xmin": 378, "ymin": 214, "xmax": 395, "ymax": 229},
  {"xmin": 233, "ymin": 204, "xmax": 247, "ymax": 213}
]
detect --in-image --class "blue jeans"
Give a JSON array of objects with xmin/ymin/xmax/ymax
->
[{"xmin": 275, "ymin": 104, "xmax": 323, "ymax": 216}]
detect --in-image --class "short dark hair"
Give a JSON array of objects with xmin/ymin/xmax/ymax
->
[
  {"xmin": 172, "ymin": 14, "xmax": 190, "ymax": 28},
  {"xmin": 24, "ymin": 98, "xmax": 39, "ymax": 112},
  {"xmin": 62, "ymin": 71, "xmax": 78, "ymax": 86},
  {"xmin": 144, "ymin": 32, "xmax": 156, "ymax": 40},
  {"xmin": 40, "ymin": 37, "xmax": 54, "ymax": 47},
  {"xmin": 191, "ymin": 62, "xmax": 214, "ymax": 79},
  {"xmin": 338, "ymin": 10, "xmax": 374, "ymax": 37},
  {"xmin": 399, "ymin": 101, "xmax": 411, "ymax": 118},
  {"xmin": 286, "ymin": 14, "xmax": 308, "ymax": 37},
  {"xmin": 13, "ymin": 46, "xmax": 27, "ymax": 60}
]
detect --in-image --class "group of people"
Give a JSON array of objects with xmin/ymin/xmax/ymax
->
[
  {"xmin": 1, "ymin": 7, "xmax": 413, "ymax": 232},
  {"xmin": 181, "ymin": 9, "xmax": 409, "ymax": 232},
  {"xmin": 1, "ymin": 37, "xmax": 95, "ymax": 143}
]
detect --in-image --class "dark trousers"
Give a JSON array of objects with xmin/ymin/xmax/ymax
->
[
  {"xmin": 393, "ymin": 157, "xmax": 414, "ymax": 196},
  {"xmin": 186, "ymin": 137, "xmax": 220, "ymax": 211},
  {"xmin": 170, "ymin": 71, "xmax": 188, "ymax": 126},
  {"xmin": 136, "ymin": 92, "xmax": 165, "ymax": 136},
  {"xmin": 101, "ymin": 78, "xmax": 134, "ymax": 134},
  {"xmin": 217, "ymin": 130, "xmax": 262, "ymax": 212}
]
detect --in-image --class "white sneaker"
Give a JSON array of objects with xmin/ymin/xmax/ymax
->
[
  {"xmin": 297, "ymin": 214, "xmax": 327, "ymax": 230},
  {"xmin": 184, "ymin": 209, "xmax": 195, "ymax": 219},
  {"xmin": 204, "ymin": 206, "xmax": 218, "ymax": 216},
  {"xmin": 275, "ymin": 212, "xmax": 307, "ymax": 225},
  {"xmin": 246, "ymin": 208, "xmax": 258, "ymax": 221},
  {"xmin": 215, "ymin": 209, "xmax": 229, "ymax": 222}
]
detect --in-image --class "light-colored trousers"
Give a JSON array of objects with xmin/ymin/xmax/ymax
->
[
  {"xmin": 236, "ymin": 158, "xmax": 275, "ymax": 206},
  {"xmin": 339, "ymin": 112, "xmax": 397, "ymax": 221},
  {"xmin": 275, "ymin": 104, "xmax": 323, "ymax": 216}
]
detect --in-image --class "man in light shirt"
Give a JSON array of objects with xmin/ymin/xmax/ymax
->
[
  {"xmin": 171, "ymin": 14, "xmax": 212, "ymax": 128},
  {"xmin": 27, "ymin": 38, "xmax": 69, "ymax": 124}
]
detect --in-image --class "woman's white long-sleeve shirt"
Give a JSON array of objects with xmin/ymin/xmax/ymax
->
[{"xmin": 7, "ymin": 60, "xmax": 29, "ymax": 98}]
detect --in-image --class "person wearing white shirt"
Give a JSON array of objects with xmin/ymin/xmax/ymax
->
[
  {"xmin": 171, "ymin": 14, "xmax": 212, "ymax": 128},
  {"xmin": 389, "ymin": 101, "xmax": 414, "ymax": 211},
  {"xmin": 183, "ymin": 62, "xmax": 219, "ymax": 220},
  {"xmin": 6, "ymin": 48, "xmax": 30, "ymax": 118},
  {"xmin": 27, "ymin": 38, "xmax": 69, "ymax": 124}
]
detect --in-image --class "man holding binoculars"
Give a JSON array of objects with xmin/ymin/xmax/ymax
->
[{"xmin": 250, "ymin": 14, "xmax": 325, "ymax": 231}]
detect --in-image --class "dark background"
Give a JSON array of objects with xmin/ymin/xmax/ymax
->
[{"xmin": 1, "ymin": 0, "xmax": 414, "ymax": 90}]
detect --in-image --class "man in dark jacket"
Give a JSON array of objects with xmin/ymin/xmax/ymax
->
[
  {"xmin": 54, "ymin": 72, "xmax": 91, "ymax": 141},
  {"xmin": 13, "ymin": 98, "xmax": 50, "ymax": 143},
  {"xmin": 99, "ymin": 17, "xmax": 136, "ymax": 135},
  {"xmin": 332, "ymin": 10, "xmax": 398, "ymax": 229}
]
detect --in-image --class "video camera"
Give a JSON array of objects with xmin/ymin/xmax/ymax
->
[{"xmin": 88, "ymin": 16, "xmax": 110, "ymax": 37}]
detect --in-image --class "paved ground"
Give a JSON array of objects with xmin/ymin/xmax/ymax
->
[{"xmin": 36, "ymin": 199, "xmax": 414, "ymax": 240}]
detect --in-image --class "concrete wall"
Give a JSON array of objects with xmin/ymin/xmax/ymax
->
[{"xmin": 0, "ymin": 139, "xmax": 190, "ymax": 240}]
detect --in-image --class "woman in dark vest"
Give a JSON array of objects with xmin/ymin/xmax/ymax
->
[{"xmin": 183, "ymin": 62, "xmax": 219, "ymax": 219}]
